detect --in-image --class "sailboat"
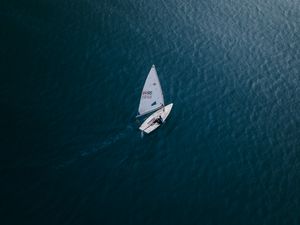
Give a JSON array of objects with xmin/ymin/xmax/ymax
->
[{"xmin": 137, "ymin": 65, "xmax": 173, "ymax": 134}]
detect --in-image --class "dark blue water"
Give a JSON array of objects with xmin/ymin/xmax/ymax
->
[{"xmin": 1, "ymin": 0, "xmax": 300, "ymax": 224}]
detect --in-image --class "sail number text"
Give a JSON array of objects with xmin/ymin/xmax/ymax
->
[{"xmin": 142, "ymin": 91, "xmax": 152, "ymax": 99}]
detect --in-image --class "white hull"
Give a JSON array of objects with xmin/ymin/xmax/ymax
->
[{"xmin": 139, "ymin": 103, "xmax": 173, "ymax": 134}]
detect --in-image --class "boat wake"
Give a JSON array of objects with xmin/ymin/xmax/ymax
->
[
  {"xmin": 55, "ymin": 125, "xmax": 135, "ymax": 169},
  {"xmin": 81, "ymin": 125, "xmax": 135, "ymax": 156}
]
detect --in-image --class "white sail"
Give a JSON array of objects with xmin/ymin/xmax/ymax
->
[{"xmin": 138, "ymin": 65, "xmax": 164, "ymax": 116}]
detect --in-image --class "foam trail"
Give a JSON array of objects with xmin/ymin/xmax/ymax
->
[
  {"xmin": 90, "ymin": 124, "xmax": 135, "ymax": 153},
  {"xmin": 55, "ymin": 125, "xmax": 136, "ymax": 169}
]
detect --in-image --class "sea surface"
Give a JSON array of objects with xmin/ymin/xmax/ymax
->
[{"xmin": 1, "ymin": 0, "xmax": 300, "ymax": 224}]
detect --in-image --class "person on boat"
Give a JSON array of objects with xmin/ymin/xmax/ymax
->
[{"xmin": 154, "ymin": 116, "xmax": 163, "ymax": 125}]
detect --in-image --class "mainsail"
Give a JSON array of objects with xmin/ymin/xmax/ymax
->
[{"xmin": 138, "ymin": 65, "xmax": 164, "ymax": 116}]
